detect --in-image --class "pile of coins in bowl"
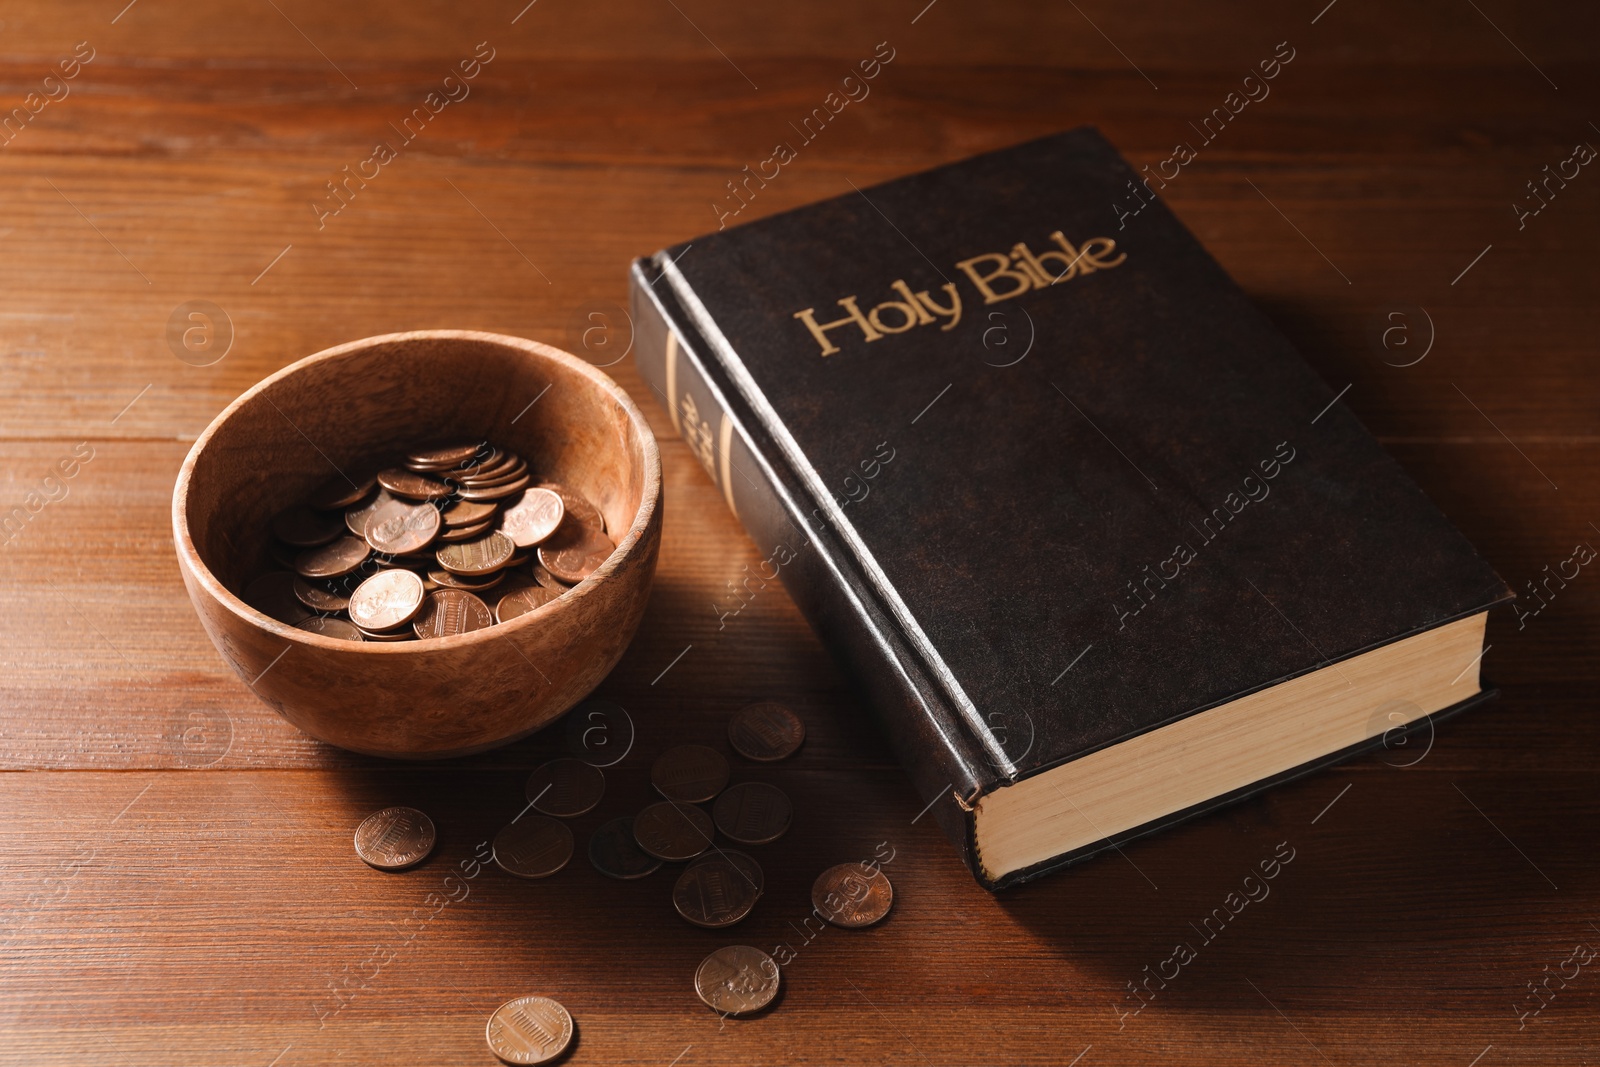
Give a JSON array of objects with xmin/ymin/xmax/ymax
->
[
  {"xmin": 241, "ymin": 439, "xmax": 616, "ymax": 641},
  {"xmin": 348, "ymin": 699, "xmax": 896, "ymax": 1062}
]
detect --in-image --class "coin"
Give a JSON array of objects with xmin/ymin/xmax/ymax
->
[
  {"xmin": 270, "ymin": 506, "xmax": 343, "ymax": 547},
  {"xmin": 632, "ymin": 801, "xmax": 715, "ymax": 862},
  {"xmin": 293, "ymin": 534, "xmax": 370, "ymax": 579},
  {"xmin": 531, "ymin": 562, "xmax": 570, "ymax": 593},
  {"xmin": 292, "ymin": 575, "xmax": 350, "ymax": 612},
  {"xmin": 440, "ymin": 519, "xmax": 496, "ymax": 543},
  {"xmin": 376, "ymin": 467, "xmax": 455, "ymax": 501},
  {"xmin": 811, "ymin": 862, "xmax": 894, "ymax": 928},
  {"xmin": 458, "ymin": 450, "xmax": 519, "ymax": 483},
  {"xmin": 538, "ymin": 483, "xmax": 604, "ymax": 532},
  {"xmin": 294, "ymin": 615, "xmax": 366, "ymax": 642},
  {"xmin": 364, "ymin": 498, "xmax": 442, "ymax": 555},
  {"xmin": 651, "ymin": 745, "xmax": 730, "ymax": 803},
  {"xmin": 496, "ymin": 583, "xmax": 560, "ymax": 624},
  {"xmin": 345, "ymin": 487, "xmax": 396, "ymax": 538},
  {"xmin": 348, "ymin": 569, "xmax": 426, "ymax": 632},
  {"xmin": 689, "ymin": 848, "xmax": 764, "ymax": 896},
  {"xmin": 500, "ymin": 488, "xmax": 565, "ymax": 548},
  {"xmin": 462, "ymin": 457, "xmax": 529, "ymax": 487},
  {"xmin": 440, "ymin": 498, "xmax": 499, "ymax": 528},
  {"xmin": 436, "ymin": 531, "xmax": 515, "ymax": 576},
  {"xmin": 694, "ymin": 946, "xmax": 780, "ymax": 1016},
  {"xmin": 408, "ymin": 440, "xmax": 487, "ymax": 469},
  {"xmin": 429, "ymin": 567, "xmax": 508, "ymax": 593},
  {"xmin": 588, "ymin": 816, "xmax": 661, "ymax": 880},
  {"xmin": 458, "ymin": 474, "xmax": 531, "ymax": 501},
  {"xmin": 243, "ymin": 570, "xmax": 314, "ymax": 624},
  {"xmin": 674, "ymin": 855, "xmax": 761, "ymax": 929},
  {"xmin": 525, "ymin": 758, "xmax": 605, "ymax": 817},
  {"xmin": 493, "ymin": 816, "xmax": 574, "ymax": 879},
  {"xmin": 538, "ymin": 521, "xmax": 614, "ymax": 584},
  {"xmin": 563, "ymin": 699, "xmax": 634, "ymax": 767},
  {"xmin": 411, "ymin": 588, "xmax": 494, "ymax": 639},
  {"xmin": 353, "ymin": 806, "xmax": 436, "ymax": 870},
  {"xmin": 356, "ymin": 624, "xmax": 415, "ymax": 642},
  {"xmin": 485, "ymin": 995, "xmax": 574, "ymax": 1066},
  {"xmin": 728, "ymin": 702, "xmax": 806, "ymax": 761},
  {"xmin": 712, "ymin": 782, "xmax": 792, "ymax": 845},
  {"xmin": 307, "ymin": 472, "xmax": 375, "ymax": 511}
]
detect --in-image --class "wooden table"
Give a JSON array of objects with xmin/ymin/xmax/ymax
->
[{"xmin": 2, "ymin": 2, "xmax": 1596, "ymax": 1063}]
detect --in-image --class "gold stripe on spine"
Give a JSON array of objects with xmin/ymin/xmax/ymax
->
[
  {"xmin": 717, "ymin": 413, "xmax": 738, "ymax": 518},
  {"xmin": 665, "ymin": 331, "xmax": 682, "ymax": 434}
]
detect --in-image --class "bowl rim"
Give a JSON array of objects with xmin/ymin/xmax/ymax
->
[{"xmin": 172, "ymin": 328, "xmax": 662, "ymax": 654}]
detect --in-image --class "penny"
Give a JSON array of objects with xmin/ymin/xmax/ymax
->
[
  {"xmin": 356, "ymin": 624, "xmax": 415, "ymax": 642},
  {"xmin": 292, "ymin": 575, "xmax": 350, "ymax": 612},
  {"xmin": 440, "ymin": 518, "xmax": 496, "ymax": 543},
  {"xmin": 651, "ymin": 744, "xmax": 730, "ymax": 804},
  {"xmin": 376, "ymin": 467, "xmax": 455, "ymax": 501},
  {"xmin": 694, "ymin": 946, "xmax": 780, "ymax": 1016},
  {"xmin": 457, "ymin": 474, "xmax": 531, "ymax": 501},
  {"xmin": 500, "ymin": 488, "xmax": 565, "ymax": 548},
  {"xmin": 363, "ymin": 498, "xmax": 442, "ymax": 555},
  {"xmin": 456, "ymin": 449, "xmax": 517, "ymax": 483},
  {"xmin": 295, "ymin": 615, "xmax": 366, "ymax": 642},
  {"xmin": 712, "ymin": 782, "xmax": 792, "ymax": 845},
  {"xmin": 539, "ymin": 522, "xmax": 615, "ymax": 584},
  {"xmin": 539, "ymin": 483, "xmax": 604, "ymax": 532},
  {"xmin": 462, "ymin": 457, "xmax": 528, "ymax": 487},
  {"xmin": 446, "ymin": 446, "xmax": 503, "ymax": 480},
  {"xmin": 673, "ymin": 855, "xmax": 761, "ymax": 929},
  {"xmin": 353, "ymin": 806, "xmax": 436, "ymax": 871},
  {"xmin": 411, "ymin": 589, "xmax": 494, "ymax": 639},
  {"xmin": 485, "ymin": 995, "xmax": 574, "ymax": 1066},
  {"xmin": 524, "ymin": 758, "xmax": 605, "ymax": 818},
  {"xmin": 243, "ymin": 570, "xmax": 314, "ymax": 624},
  {"xmin": 496, "ymin": 583, "xmax": 560, "ymax": 624},
  {"xmin": 307, "ymin": 472, "xmax": 376, "ymax": 511},
  {"xmin": 348, "ymin": 569, "xmax": 426, "ymax": 632},
  {"xmin": 493, "ymin": 816, "xmax": 574, "ymax": 879},
  {"xmin": 344, "ymin": 487, "xmax": 396, "ymax": 538},
  {"xmin": 429, "ymin": 568, "xmax": 507, "ymax": 593},
  {"xmin": 588, "ymin": 816, "xmax": 661, "ymax": 880},
  {"xmin": 531, "ymin": 562, "xmax": 570, "ymax": 593},
  {"xmin": 632, "ymin": 801, "xmax": 715, "ymax": 862},
  {"xmin": 689, "ymin": 848, "xmax": 764, "ymax": 896},
  {"xmin": 728, "ymin": 702, "xmax": 806, "ymax": 761},
  {"xmin": 407, "ymin": 441, "xmax": 487, "ymax": 469},
  {"xmin": 293, "ymin": 535, "xmax": 370, "ymax": 579},
  {"xmin": 436, "ymin": 531, "xmax": 515, "ymax": 576},
  {"xmin": 564, "ymin": 699, "xmax": 634, "ymax": 767},
  {"xmin": 811, "ymin": 862, "xmax": 894, "ymax": 928},
  {"xmin": 440, "ymin": 498, "xmax": 499, "ymax": 528},
  {"xmin": 270, "ymin": 506, "xmax": 343, "ymax": 548}
]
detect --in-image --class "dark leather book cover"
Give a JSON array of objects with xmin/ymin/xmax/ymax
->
[{"xmin": 633, "ymin": 127, "xmax": 1511, "ymax": 888}]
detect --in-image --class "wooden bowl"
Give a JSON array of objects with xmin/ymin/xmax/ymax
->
[{"xmin": 172, "ymin": 330, "xmax": 662, "ymax": 759}]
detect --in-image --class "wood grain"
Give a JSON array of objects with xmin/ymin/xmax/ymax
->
[{"xmin": 1, "ymin": 0, "xmax": 1597, "ymax": 1062}]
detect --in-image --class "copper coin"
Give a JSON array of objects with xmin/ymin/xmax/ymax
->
[
  {"xmin": 353, "ymin": 806, "xmax": 436, "ymax": 871},
  {"xmin": 493, "ymin": 816, "xmax": 573, "ymax": 879},
  {"xmin": 356, "ymin": 624, "xmax": 415, "ymax": 642},
  {"xmin": 458, "ymin": 448, "xmax": 519, "ymax": 480},
  {"xmin": 564, "ymin": 699, "xmax": 634, "ymax": 768},
  {"xmin": 728, "ymin": 702, "xmax": 806, "ymax": 761},
  {"xmin": 440, "ymin": 519, "xmax": 495, "ymax": 543},
  {"xmin": 407, "ymin": 440, "xmax": 488, "ymax": 469},
  {"xmin": 485, "ymin": 995, "xmax": 574, "ymax": 1065},
  {"xmin": 243, "ymin": 571, "xmax": 314, "ymax": 624},
  {"xmin": 539, "ymin": 522, "xmax": 615, "ymax": 584},
  {"xmin": 500, "ymin": 488, "xmax": 565, "ymax": 548},
  {"xmin": 270, "ymin": 506, "xmax": 343, "ymax": 548},
  {"xmin": 292, "ymin": 575, "xmax": 350, "ymax": 612},
  {"xmin": 364, "ymin": 498, "xmax": 441, "ymax": 555},
  {"xmin": 538, "ymin": 483, "xmax": 604, "ymax": 532},
  {"xmin": 348, "ymin": 569, "xmax": 426, "ymax": 632},
  {"xmin": 411, "ymin": 589, "xmax": 493, "ymax": 639},
  {"xmin": 293, "ymin": 535, "xmax": 370, "ymax": 579},
  {"xmin": 429, "ymin": 568, "xmax": 508, "ymax": 593},
  {"xmin": 376, "ymin": 467, "xmax": 455, "ymax": 501},
  {"xmin": 694, "ymin": 946, "xmax": 780, "ymax": 1016},
  {"xmin": 673, "ymin": 855, "xmax": 761, "ymax": 928},
  {"xmin": 295, "ymin": 615, "xmax": 366, "ymax": 642},
  {"xmin": 525, "ymin": 758, "xmax": 606, "ymax": 817},
  {"xmin": 632, "ymin": 802, "xmax": 715, "ymax": 862},
  {"xmin": 444, "ymin": 446, "xmax": 503, "ymax": 480},
  {"xmin": 811, "ymin": 862, "xmax": 894, "ymax": 928},
  {"xmin": 496, "ymin": 583, "xmax": 560, "ymax": 624},
  {"xmin": 588, "ymin": 816, "xmax": 661, "ymax": 880},
  {"xmin": 531, "ymin": 562, "xmax": 570, "ymax": 592},
  {"xmin": 457, "ymin": 474, "xmax": 531, "ymax": 501},
  {"xmin": 712, "ymin": 782, "xmax": 792, "ymax": 845},
  {"xmin": 307, "ymin": 472, "xmax": 376, "ymax": 511},
  {"xmin": 689, "ymin": 848, "xmax": 764, "ymax": 896},
  {"xmin": 440, "ymin": 498, "xmax": 499, "ymax": 528},
  {"xmin": 651, "ymin": 745, "xmax": 730, "ymax": 804},
  {"xmin": 461, "ymin": 457, "xmax": 529, "ymax": 488},
  {"xmin": 345, "ymin": 487, "xmax": 396, "ymax": 538},
  {"xmin": 436, "ymin": 531, "xmax": 515, "ymax": 576}
]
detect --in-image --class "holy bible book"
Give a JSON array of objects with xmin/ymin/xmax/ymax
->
[{"xmin": 629, "ymin": 128, "xmax": 1511, "ymax": 889}]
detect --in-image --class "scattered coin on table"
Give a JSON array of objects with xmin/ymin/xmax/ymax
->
[
  {"xmin": 493, "ymin": 816, "xmax": 575, "ymax": 879},
  {"xmin": 525, "ymin": 757, "xmax": 606, "ymax": 817},
  {"xmin": 632, "ymin": 801, "xmax": 715, "ymax": 862},
  {"xmin": 485, "ymin": 995, "xmax": 574, "ymax": 1065},
  {"xmin": 694, "ymin": 945, "xmax": 781, "ymax": 1015},
  {"xmin": 353, "ymin": 806, "xmax": 436, "ymax": 871},
  {"xmin": 812, "ymin": 862, "xmax": 894, "ymax": 928},
  {"xmin": 673, "ymin": 854, "xmax": 761, "ymax": 928},
  {"xmin": 650, "ymin": 744, "xmax": 730, "ymax": 803},
  {"xmin": 688, "ymin": 847, "xmax": 764, "ymax": 897},
  {"xmin": 712, "ymin": 781, "xmax": 793, "ymax": 845},
  {"xmin": 588, "ymin": 816, "xmax": 662, "ymax": 880},
  {"xmin": 727, "ymin": 701, "xmax": 806, "ymax": 761}
]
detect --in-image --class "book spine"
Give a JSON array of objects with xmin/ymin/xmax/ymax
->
[{"xmin": 629, "ymin": 256, "xmax": 992, "ymax": 880}]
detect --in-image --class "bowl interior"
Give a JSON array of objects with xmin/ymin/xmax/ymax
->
[{"xmin": 184, "ymin": 333, "xmax": 649, "ymax": 598}]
